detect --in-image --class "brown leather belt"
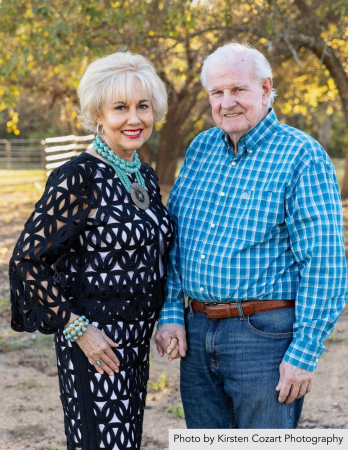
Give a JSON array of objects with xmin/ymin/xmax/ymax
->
[{"xmin": 191, "ymin": 299, "xmax": 295, "ymax": 319}]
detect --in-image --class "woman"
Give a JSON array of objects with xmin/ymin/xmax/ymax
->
[{"xmin": 9, "ymin": 52, "xmax": 173, "ymax": 450}]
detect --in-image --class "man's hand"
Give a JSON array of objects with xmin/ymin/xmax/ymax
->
[
  {"xmin": 276, "ymin": 360, "xmax": 314, "ymax": 404},
  {"xmin": 155, "ymin": 324, "xmax": 187, "ymax": 361}
]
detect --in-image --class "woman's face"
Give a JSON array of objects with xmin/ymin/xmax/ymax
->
[{"xmin": 97, "ymin": 78, "xmax": 154, "ymax": 160}]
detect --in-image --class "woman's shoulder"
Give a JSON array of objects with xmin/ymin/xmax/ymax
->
[{"xmin": 48, "ymin": 152, "xmax": 112, "ymax": 186}]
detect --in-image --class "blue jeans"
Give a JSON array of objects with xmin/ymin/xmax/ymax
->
[{"xmin": 180, "ymin": 306, "xmax": 304, "ymax": 429}]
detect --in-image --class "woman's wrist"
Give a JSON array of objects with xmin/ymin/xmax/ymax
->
[
  {"xmin": 63, "ymin": 315, "xmax": 89, "ymax": 342},
  {"xmin": 66, "ymin": 313, "xmax": 80, "ymax": 326}
]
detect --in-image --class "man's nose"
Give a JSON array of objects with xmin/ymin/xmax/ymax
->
[{"xmin": 221, "ymin": 91, "xmax": 237, "ymax": 109}]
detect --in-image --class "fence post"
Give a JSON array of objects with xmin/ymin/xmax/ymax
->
[
  {"xmin": 41, "ymin": 139, "xmax": 46, "ymax": 172},
  {"xmin": 5, "ymin": 140, "xmax": 11, "ymax": 170}
]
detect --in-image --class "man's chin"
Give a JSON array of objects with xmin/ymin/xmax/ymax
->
[{"xmin": 223, "ymin": 126, "xmax": 249, "ymax": 136}]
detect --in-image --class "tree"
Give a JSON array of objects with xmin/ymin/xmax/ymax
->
[
  {"xmin": 1, "ymin": 0, "xmax": 348, "ymax": 188},
  {"xmin": 265, "ymin": 0, "xmax": 348, "ymax": 197}
]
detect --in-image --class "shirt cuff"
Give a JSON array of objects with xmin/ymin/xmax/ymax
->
[
  {"xmin": 157, "ymin": 301, "xmax": 185, "ymax": 328},
  {"xmin": 283, "ymin": 338, "xmax": 325, "ymax": 371}
]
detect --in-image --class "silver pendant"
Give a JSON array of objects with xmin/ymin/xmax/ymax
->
[{"xmin": 130, "ymin": 183, "xmax": 150, "ymax": 210}]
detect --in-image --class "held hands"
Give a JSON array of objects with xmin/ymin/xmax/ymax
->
[
  {"xmin": 155, "ymin": 324, "xmax": 187, "ymax": 361},
  {"xmin": 276, "ymin": 360, "xmax": 314, "ymax": 404},
  {"xmin": 77, "ymin": 324, "xmax": 120, "ymax": 376}
]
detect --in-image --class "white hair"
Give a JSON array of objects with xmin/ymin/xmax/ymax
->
[
  {"xmin": 77, "ymin": 52, "xmax": 168, "ymax": 132},
  {"xmin": 200, "ymin": 42, "xmax": 277, "ymax": 107}
]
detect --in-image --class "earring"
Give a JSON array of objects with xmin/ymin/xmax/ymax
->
[{"xmin": 96, "ymin": 123, "xmax": 104, "ymax": 136}]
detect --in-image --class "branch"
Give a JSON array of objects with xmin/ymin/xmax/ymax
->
[{"xmin": 282, "ymin": 32, "xmax": 302, "ymax": 67}]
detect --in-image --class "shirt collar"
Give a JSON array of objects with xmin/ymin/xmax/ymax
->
[{"xmin": 221, "ymin": 109, "xmax": 279, "ymax": 154}]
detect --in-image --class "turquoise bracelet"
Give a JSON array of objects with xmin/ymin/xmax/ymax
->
[{"xmin": 63, "ymin": 316, "xmax": 89, "ymax": 342}]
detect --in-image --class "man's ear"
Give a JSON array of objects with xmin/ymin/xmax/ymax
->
[{"xmin": 262, "ymin": 78, "xmax": 273, "ymax": 105}]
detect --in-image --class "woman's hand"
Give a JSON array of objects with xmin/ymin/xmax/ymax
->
[{"xmin": 76, "ymin": 324, "xmax": 120, "ymax": 376}]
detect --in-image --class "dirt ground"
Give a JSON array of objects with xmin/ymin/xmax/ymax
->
[{"xmin": 0, "ymin": 191, "xmax": 347, "ymax": 450}]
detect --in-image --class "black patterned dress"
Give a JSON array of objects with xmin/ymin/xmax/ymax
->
[{"xmin": 9, "ymin": 153, "xmax": 173, "ymax": 450}]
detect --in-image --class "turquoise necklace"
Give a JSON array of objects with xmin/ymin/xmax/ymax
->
[{"xmin": 92, "ymin": 135, "xmax": 150, "ymax": 209}]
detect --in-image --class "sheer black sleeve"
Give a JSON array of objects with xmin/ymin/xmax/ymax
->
[{"xmin": 9, "ymin": 159, "xmax": 95, "ymax": 334}]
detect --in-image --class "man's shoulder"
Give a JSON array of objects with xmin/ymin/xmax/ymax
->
[
  {"xmin": 194, "ymin": 126, "xmax": 223, "ymax": 140},
  {"xmin": 275, "ymin": 122, "xmax": 329, "ymax": 164},
  {"xmin": 185, "ymin": 127, "xmax": 223, "ymax": 159},
  {"xmin": 190, "ymin": 127, "xmax": 223, "ymax": 147}
]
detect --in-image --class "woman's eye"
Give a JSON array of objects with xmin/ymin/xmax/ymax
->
[
  {"xmin": 139, "ymin": 104, "xmax": 149, "ymax": 109},
  {"xmin": 114, "ymin": 105, "xmax": 126, "ymax": 110}
]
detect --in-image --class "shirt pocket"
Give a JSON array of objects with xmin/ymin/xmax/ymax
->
[{"xmin": 233, "ymin": 187, "xmax": 284, "ymax": 244}]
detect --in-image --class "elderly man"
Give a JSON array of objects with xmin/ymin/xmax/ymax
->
[{"xmin": 155, "ymin": 43, "xmax": 347, "ymax": 429}]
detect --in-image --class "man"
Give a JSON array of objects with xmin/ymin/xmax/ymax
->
[{"xmin": 155, "ymin": 43, "xmax": 347, "ymax": 429}]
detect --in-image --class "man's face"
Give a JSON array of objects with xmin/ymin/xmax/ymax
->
[{"xmin": 206, "ymin": 59, "xmax": 272, "ymax": 141}]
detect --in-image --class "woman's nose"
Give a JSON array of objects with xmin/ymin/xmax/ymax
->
[{"xmin": 127, "ymin": 107, "xmax": 141, "ymax": 125}]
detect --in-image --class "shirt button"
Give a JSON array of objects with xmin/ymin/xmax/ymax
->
[
  {"xmin": 231, "ymin": 161, "xmax": 236, "ymax": 165},
  {"xmin": 201, "ymin": 254, "xmax": 205, "ymax": 259},
  {"xmin": 219, "ymin": 192, "xmax": 225, "ymax": 196},
  {"xmin": 211, "ymin": 223, "xmax": 215, "ymax": 228},
  {"xmin": 248, "ymin": 150, "xmax": 253, "ymax": 154},
  {"xmin": 200, "ymin": 287, "xmax": 204, "ymax": 292}
]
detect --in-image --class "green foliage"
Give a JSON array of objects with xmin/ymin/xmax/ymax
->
[{"xmin": 166, "ymin": 404, "xmax": 185, "ymax": 419}]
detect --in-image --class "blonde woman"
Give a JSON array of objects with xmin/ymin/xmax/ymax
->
[{"xmin": 9, "ymin": 52, "xmax": 173, "ymax": 450}]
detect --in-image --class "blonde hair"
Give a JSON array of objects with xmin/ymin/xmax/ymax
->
[
  {"xmin": 201, "ymin": 42, "xmax": 277, "ymax": 107},
  {"xmin": 77, "ymin": 52, "xmax": 168, "ymax": 132}
]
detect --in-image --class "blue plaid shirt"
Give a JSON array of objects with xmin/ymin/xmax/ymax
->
[{"xmin": 158, "ymin": 109, "xmax": 347, "ymax": 371}]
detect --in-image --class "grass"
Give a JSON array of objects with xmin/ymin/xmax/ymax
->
[
  {"xmin": 148, "ymin": 374, "xmax": 167, "ymax": 392},
  {"xmin": 10, "ymin": 424, "xmax": 46, "ymax": 439},
  {"xmin": 20, "ymin": 378, "xmax": 40, "ymax": 389},
  {"xmin": 33, "ymin": 333, "xmax": 55, "ymax": 349},
  {"xmin": 0, "ymin": 170, "xmax": 46, "ymax": 190},
  {"xmin": 0, "ymin": 297, "xmax": 10, "ymax": 317},
  {"xmin": 0, "ymin": 339, "xmax": 30, "ymax": 352},
  {"xmin": 0, "ymin": 328, "xmax": 54, "ymax": 353},
  {"xmin": 166, "ymin": 404, "xmax": 185, "ymax": 419},
  {"xmin": 0, "ymin": 170, "xmax": 46, "ymax": 224}
]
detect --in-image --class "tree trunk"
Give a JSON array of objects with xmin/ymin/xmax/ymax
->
[
  {"xmin": 155, "ymin": 85, "xmax": 203, "ymax": 185},
  {"xmin": 313, "ymin": 108, "xmax": 332, "ymax": 152},
  {"xmin": 138, "ymin": 141, "xmax": 152, "ymax": 165},
  {"xmin": 340, "ymin": 143, "xmax": 348, "ymax": 199},
  {"xmin": 155, "ymin": 113, "xmax": 186, "ymax": 185}
]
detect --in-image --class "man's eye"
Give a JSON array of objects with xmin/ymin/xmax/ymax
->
[{"xmin": 211, "ymin": 91, "xmax": 222, "ymax": 96}]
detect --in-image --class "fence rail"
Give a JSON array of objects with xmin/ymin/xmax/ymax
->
[
  {"xmin": 0, "ymin": 138, "xmax": 43, "ymax": 170},
  {"xmin": 43, "ymin": 134, "xmax": 94, "ymax": 174},
  {"xmin": 0, "ymin": 135, "xmax": 95, "ymax": 173}
]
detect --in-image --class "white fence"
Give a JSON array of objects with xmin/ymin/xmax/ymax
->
[
  {"xmin": 44, "ymin": 134, "xmax": 94, "ymax": 175},
  {"xmin": 0, "ymin": 135, "xmax": 95, "ymax": 173}
]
